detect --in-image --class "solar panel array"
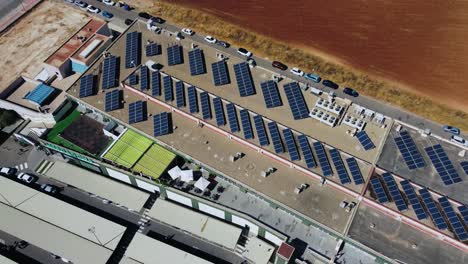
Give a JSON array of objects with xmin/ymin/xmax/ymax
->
[
  {"xmin": 233, "ymin": 62, "xmax": 255, "ymax": 97},
  {"xmin": 188, "ymin": 86, "xmax": 199, "ymax": 113},
  {"xmin": 313, "ymin": 142, "xmax": 332, "ymax": 176},
  {"xmin": 140, "ymin": 66, "xmax": 149, "ymax": 90},
  {"xmin": 283, "ymin": 82, "xmax": 309, "ymax": 120},
  {"xmin": 438, "ymin": 197, "xmax": 468, "ymax": 241},
  {"xmin": 458, "ymin": 205, "xmax": 468, "ymax": 224},
  {"xmin": 254, "ymin": 115, "xmax": 269, "ymax": 146},
  {"xmin": 381, "ymin": 173, "xmax": 408, "ymax": 211},
  {"xmin": 128, "ymin": 74, "xmax": 137, "ymax": 85},
  {"xmin": 200, "ymin": 92, "xmax": 211, "ymax": 120},
  {"xmin": 329, "ymin": 149, "xmax": 351, "ymax": 184},
  {"xmin": 419, "ymin": 188, "xmax": 448, "ymax": 230},
  {"xmin": 239, "ymin": 110, "xmax": 253, "ymax": 139},
  {"xmin": 298, "ymin": 135, "xmax": 317, "ymax": 168},
  {"xmin": 102, "ymin": 56, "xmax": 117, "ymax": 89},
  {"xmin": 146, "ymin": 43, "xmax": 161, "ymax": 57},
  {"xmin": 167, "ymin": 45, "xmax": 183, "ymax": 66},
  {"xmin": 425, "ymin": 144, "xmax": 462, "ymax": 185},
  {"xmin": 226, "ymin": 103, "xmax": 239, "ymax": 132},
  {"xmin": 213, "ymin": 97, "xmax": 225, "ymax": 126},
  {"xmin": 356, "ymin": 131, "xmax": 375, "ymax": 151},
  {"xmin": 345, "ymin": 158, "xmax": 364, "ymax": 185},
  {"xmin": 125, "ymin": 31, "xmax": 140, "ymax": 68},
  {"xmin": 151, "ymin": 71, "xmax": 161, "ymax": 96},
  {"xmin": 212, "ymin": 61, "xmax": 230, "ymax": 86},
  {"xmin": 394, "ymin": 131, "xmax": 426, "ymax": 170},
  {"xmin": 128, "ymin": 101, "xmax": 145, "ymax": 124},
  {"xmin": 268, "ymin": 122, "xmax": 284, "ymax": 154},
  {"xmin": 153, "ymin": 112, "xmax": 171, "ymax": 137},
  {"xmin": 370, "ymin": 177, "xmax": 389, "ymax": 203},
  {"xmin": 399, "ymin": 180, "xmax": 427, "ymax": 220},
  {"xmin": 175, "ymin": 81, "xmax": 185, "ymax": 107},
  {"xmin": 188, "ymin": 49, "xmax": 206, "ymax": 76},
  {"xmin": 163, "ymin": 75, "xmax": 173, "ymax": 102},
  {"xmin": 461, "ymin": 161, "xmax": 468, "ymax": 175},
  {"xmin": 105, "ymin": 90, "xmax": 120, "ymax": 112},
  {"xmin": 283, "ymin": 129, "xmax": 300, "ymax": 161},
  {"xmin": 79, "ymin": 74, "xmax": 94, "ymax": 98},
  {"xmin": 260, "ymin": 80, "xmax": 282, "ymax": 108}
]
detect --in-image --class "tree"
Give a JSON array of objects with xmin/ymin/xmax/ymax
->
[{"xmin": 0, "ymin": 109, "xmax": 19, "ymax": 129}]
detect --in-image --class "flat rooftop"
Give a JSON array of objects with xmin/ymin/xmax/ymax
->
[{"xmin": 70, "ymin": 33, "xmax": 110, "ymax": 65}]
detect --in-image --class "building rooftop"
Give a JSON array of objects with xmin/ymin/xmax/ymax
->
[
  {"xmin": 0, "ymin": 255, "xmax": 17, "ymax": 264},
  {"xmin": 242, "ymin": 236, "xmax": 275, "ymax": 264},
  {"xmin": 70, "ymin": 33, "xmax": 111, "ymax": 65},
  {"xmin": 23, "ymin": 83, "xmax": 55, "ymax": 106}
]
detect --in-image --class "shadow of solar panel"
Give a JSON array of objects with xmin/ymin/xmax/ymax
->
[
  {"xmin": 200, "ymin": 92, "xmax": 211, "ymax": 120},
  {"xmin": 298, "ymin": 135, "xmax": 316, "ymax": 168},
  {"xmin": 254, "ymin": 115, "xmax": 269, "ymax": 146},
  {"xmin": 345, "ymin": 158, "xmax": 363, "ymax": 185},
  {"xmin": 461, "ymin": 161, "xmax": 468, "ymax": 175},
  {"xmin": 329, "ymin": 149, "xmax": 351, "ymax": 184},
  {"xmin": 79, "ymin": 74, "xmax": 94, "ymax": 98},
  {"xmin": 425, "ymin": 144, "xmax": 461, "ymax": 186},
  {"xmin": 233, "ymin": 62, "xmax": 255, "ymax": 97},
  {"xmin": 125, "ymin": 31, "xmax": 141, "ymax": 68},
  {"xmin": 313, "ymin": 142, "xmax": 332, "ymax": 176},
  {"xmin": 128, "ymin": 101, "xmax": 145, "ymax": 124},
  {"xmin": 213, "ymin": 97, "xmax": 225, "ymax": 126},
  {"xmin": 102, "ymin": 56, "xmax": 117, "ymax": 89},
  {"xmin": 226, "ymin": 103, "xmax": 239, "ymax": 132},
  {"xmin": 151, "ymin": 71, "xmax": 161, "ymax": 96},
  {"xmin": 175, "ymin": 81, "xmax": 185, "ymax": 107},
  {"xmin": 282, "ymin": 129, "xmax": 300, "ymax": 161},
  {"xmin": 163, "ymin": 75, "xmax": 173, "ymax": 102},
  {"xmin": 128, "ymin": 74, "xmax": 138, "ymax": 85},
  {"xmin": 153, "ymin": 112, "xmax": 172, "ymax": 137},
  {"xmin": 188, "ymin": 49, "xmax": 206, "ymax": 76},
  {"xmin": 140, "ymin": 66, "xmax": 149, "ymax": 90},
  {"xmin": 283, "ymin": 82, "xmax": 309, "ymax": 120},
  {"xmin": 419, "ymin": 188, "xmax": 448, "ymax": 230},
  {"xmin": 212, "ymin": 61, "xmax": 230, "ymax": 86},
  {"xmin": 399, "ymin": 180, "xmax": 427, "ymax": 220},
  {"xmin": 356, "ymin": 131, "xmax": 375, "ymax": 151},
  {"xmin": 167, "ymin": 45, "xmax": 183, "ymax": 66},
  {"xmin": 188, "ymin": 86, "xmax": 198, "ymax": 113},
  {"xmin": 105, "ymin": 90, "xmax": 121, "ymax": 112},
  {"xmin": 394, "ymin": 131, "xmax": 425, "ymax": 170},
  {"xmin": 370, "ymin": 177, "xmax": 389, "ymax": 204},
  {"xmin": 458, "ymin": 205, "xmax": 468, "ymax": 224},
  {"xmin": 239, "ymin": 109, "xmax": 253, "ymax": 140},
  {"xmin": 260, "ymin": 80, "xmax": 282, "ymax": 108},
  {"xmin": 381, "ymin": 172, "xmax": 408, "ymax": 211},
  {"xmin": 438, "ymin": 197, "xmax": 468, "ymax": 241},
  {"xmin": 146, "ymin": 43, "xmax": 161, "ymax": 57},
  {"xmin": 268, "ymin": 122, "xmax": 284, "ymax": 154}
]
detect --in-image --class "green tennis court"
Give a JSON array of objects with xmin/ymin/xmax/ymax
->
[
  {"xmin": 133, "ymin": 144, "xmax": 176, "ymax": 179},
  {"xmin": 103, "ymin": 129, "xmax": 152, "ymax": 167}
]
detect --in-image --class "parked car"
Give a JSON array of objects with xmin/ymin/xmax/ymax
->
[
  {"xmin": 138, "ymin": 12, "xmax": 151, "ymax": 19},
  {"xmin": 216, "ymin": 41, "xmax": 230, "ymax": 48},
  {"xmin": 304, "ymin": 73, "xmax": 321, "ymax": 83},
  {"xmin": 272, "ymin": 61, "xmax": 287, "ymax": 71},
  {"xmin": 237, "ymin": 47, "xmax": 252, "ymax": 57},
  {"xmin": 0, "ymin": 167, "xmax": 17, "ymax": 176},
  {"xmin": 40, "ymin": 184, "xmax": 60, "ymax": 194},
  {"xmin": 17, "ymin": 173, "xmax": 36, "ymax": 184},
  {"xmin": 443, "ymin": 125, "xmax": 460, "ymax": 135},
  {"xmin": 290, "ymin": 67, "xmax": 304, "ymax": 76},
  {"xmin": 87, "ymin": 5, "xmax": 100, "ymax": 14},
  {"xmin": 103, "ymin": 0, "xmax": 115, "ymax": 6},
  {"xmin": 322, "ymin": 79, "xmax": 339, "ymax": 89},
  {"xmin": 343, "ymin": 87, "xmax": 359, "ymax": 97},
  {"xmin": 150, "ymin": 17, "xmax": 165, "ymax": 24},
  {"xmin": 75, "ymin": 1, "xmax": 88, "ymax": 8},
  {"xmin": 64, "ymin": 0, "xmax": 75, "ymax": 3},
  {"xmin": 204, "ymin": 35, "xmax": 217, "ymax": 44},
  {"xmin": 451, "ymin": 135, "xmax": 468, "ymax": 146},
  {"xmin": 101, "ymin": 11, "xmax": 113, "ymax": 19},
  {"xmin": 124, "ymin": 19, "xmax": 134, "ymax": 26},
  {"xmin": 181, "ymin": 28, "xmax": 194, "ymax": 35}
]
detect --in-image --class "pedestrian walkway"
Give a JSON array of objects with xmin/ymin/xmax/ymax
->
[
  {"xmin": 14, "ymin": 162, "xmax": 28, "ymax": 171},
  {"xmin": 34, "ymin": 160, "xmax": 54, "ymax": 175}
]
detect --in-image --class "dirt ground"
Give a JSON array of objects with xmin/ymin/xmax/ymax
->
[{"xmin": 0, "ymin": 1, "xmax": 90, "ymax": 90}]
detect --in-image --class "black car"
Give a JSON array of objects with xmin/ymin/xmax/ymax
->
[
  {"xmin": 343, "ymin": 87, "xmax": 359, "ymax": 97},
  {"xmin": 322, "ymin": 79, "xmax": 339, "ymax": 89},
  {"xmin": 124, "ymin": 18, "xmax": 134, "ymax": 26},
  {"xmin": 216, "ymin": 41, "xmax": 230, "ymax": 48},
  {"xmin": 272, "ymin": 61, "xmax": 287, "ymax": 71},
  {"xmin": 138, "ymin": 12, "xmax": 151, "ymax": 19},
  {"xmin": 150, "ymin": 16, "xmax": 165, "ymax": 24}
]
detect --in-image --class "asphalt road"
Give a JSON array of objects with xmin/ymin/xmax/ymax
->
[{"xmin": 69, "ymin": 0, "xmax": 466, "ymax": 140}]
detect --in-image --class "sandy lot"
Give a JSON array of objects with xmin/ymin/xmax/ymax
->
[{"xmin": 0, "ymin": 1, "xmax": 90, "ymax": 90}]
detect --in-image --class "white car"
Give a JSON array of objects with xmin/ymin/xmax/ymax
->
[
  {"xmin": 103, "ymin": 0, "xmax": 115, "ymax": 6},
  {"xmin": 17, "ymin": 173, "xmax": 36, "ymax": 184},
  {"xmin": 75, "ymin": 1, "xmax": 87, "ymax": 8},
  {"xmin": 0, "ymin": 167, "xmax": 17, "ymax": 176},
  {"xmin": 40, "ymin": 184, "xmax": 60, "ymax": 194},
  {"xmin": 87, "ymin": 5, "xmax": 100, "ymax": 13},
  {"xmin": 237, "ymin": 48, "xmax": 252, "ymax": 57},
  {"xmin": 204, "ymin": 36, "xmax": 217, "ymax": 44},
  {"xmin": 181, "ymin": 28, "xmax": 194, "ymax": 36},
  {"xmin": 451, "ymin": 135, "xmax": 468, "ymax": 146},
  {"xmin": 290, "ymin": 67, "xmax": 305, "ymax": 76}
]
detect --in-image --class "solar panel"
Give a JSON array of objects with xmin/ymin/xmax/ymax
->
[
  {"xmin": 356, "ymin": 131, "xmax": 375, "ymax": 151},
  {"xmin": 79, "ymin": 74, "xmax": 94, "ymax": 98},
  {"xmin": 298, "ymin": 135, "xmax": 316, "ymax": 168},
  {"xmin": 240, "ymin": 109, "xmax": 254, "ymax": 139},
  {"xmin": 394, "ymin": 131, "xmax": 426, "ymax": 170},
  {"xmin": 151, "ymin": 71, "xmax": 161, "ymax": 96},
  {"xmin": 212, "ymin": 61, "xmax": 230, "ymax": 86},
  {"xmin": 283, "ymin": 129, "xmax": 300, "ymax": 161},
  {"xmin": 140, "ymin": 66, "xmax": 149, "ymax": 90},
  {"xmin": 233, "ymin": 62, "xmax": 255, "ymax": 97},
  {"xmin": 200, "ymin": 92, "xmax": 211, "ymax": 120},
  {"xmin": 128, "ymin": 101, "xmax": 145, "ymax": 124},
  {"xmin": 254, "ymin": 115, "xmax": 269, "ymax": 146},
  {"xmin": 146, "ymin": 43, "xmax": 161, "ymax": 57},
  {"xmin": 438, "ymin": 197, "xmax": 468, "ymax": 241},
  {"xmin": 226, "ymin": 103, "xmax": 239, "ymax": 133},
  {"xmin": 458, "ymin": 205, "xmax": 468, "ymax": 224},
  {"xmin": 381, "ymin": 173, "xmax": 408, "ymax": 211},
  {"xmin": 399, "ymin": 180, "xmax": 427, "ymax": 220},
  {"xmin": 268, "ymin": 122, "xmax": 284, "ymax": 154},
  {"xmin": 213, "ymin": 97, "xmax": 225, "ymax": 126},
  {"xmin": 329, "ymin": 149, "xmax": 351, "ymax": 184},
  {"xmin": 163, "ymin": 75, "xmax": 173, "ymax": 102},
  {"xmin": 345, "ymin": 158, "xmax": 364, "ymax": 185},
  {"xmin": 153, "ymin": 112, "xmax": 171, "ymax": 137},
  {"xmin": 370, "ymin": 177, "xmax": 390, "ymax": 204},
  {"xmin": 188, "ymin": 49, "xmax": 206, "ymax": 76},
  {"xmin": 283, "ymin": 82, "xmax": 309, "ymax": 120},
  {"xmin": 175, "ymin": 81, "xmax": 185, "ymax": 107},
  {"xmin": 167, "ymin": 45, "xmax": 183, "ymax": 66},
  {"xmin": 104, "ymin": 90, "xmax": 121, "ymax": 112},
  {"xmin": 425, "ymin": 144, "xmax": 462, "ymax": 185},
  {"xmin": 102, "ymin": 56, "xmax": 117, "ymax": 89},
  {"xmin": 461, "ymin": 161, "xmax": 468, "ymax": 175},
  {"xmin": 125, "ymin": 31, "xmax": 140, "ymax": 68},
  {"xmin": 260, "ymin": 80, "xmax": 282, "ymax": 108},
  {"xmin": 313, "ymin": 142, "xmax": 333, "ymax": 176},
  {"xmin": 188, "ymin": 86, "xmax": 199, "ymax": 113},
  {"xmin": 128, "ymin": 74, "xmax": 138, "ymax": 85},
  {"xmin": 419, "ymin": 188, "xmax": 448, "ymax": 230}
]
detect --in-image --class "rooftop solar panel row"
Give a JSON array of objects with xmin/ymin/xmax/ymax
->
[
  {"xmin": 381, "ymin": 173, "xmax": 408, "ymax": 211},
  {"xmin": 329, "ymin": 149, "xmax": 351, "ymax": 184},
  {"xmin": 458, "ymin": 205, "xmax": 468, "ymax": 224},
  {"xmin": 145, "ymin": 43, "xmax": 161, "ymax": 57},
  {"xmin": 200, "ymin": 92, "xmax": 212, "ymax": 120},
  {"xmin": 400, "ymin": 180, "xmax": 427, "ymax": 220},
  {"xmin": 128, "ymin": 101, "xmax": 145, "ymax": 124},
  {"xmin": 233, "ymin": 62, "xmax": 255, "ymax": 97},
  {"xmin": 188, "ymin": 86, "xmax": 199, "ymax": 113},
  {"xmin": 254, "ymin": 115, "xmax": 269, "ymax": 146},
  {"xmin": 125, "ymin": 31, "xmax": 140, "ymax": 68},
  {"xmin": 283, "ymin": 129, "xmax": 300, "ymax": 161},
  {"xmin": 140, "ymin": 66, "xmax": 149, "ymax": 90},
  {"xmin": 213, "ymin": 97, "xmax": 225, "ymax": 126},
  {"xmin": 102, "ymin": 56, "xmax": 117, "ymax": 89},
  {"xmin": 188, "ymin": 49, "xmax": 206, "ymax": 76},
  {"xmin": 153, "ymin": 112, "xmax": 172, "ymax": 137},
  {"xmin": 226, "ymin": 103, "xmax": 239, "ymax": 133},
  {"xmin": 212, "ymin": 61, "xmax": 230, "ymax": 86},
  {"xmin": 356, "ymin": 131, "xmax": 375, "ymax": 151},
  {"xmin": 167, "ymin": 45, "xmax": 183, "ymax": 66},
  {"xmin": 104, "ymin": 90, "xmax": 121, "ymax": 112},
  {"xmin": 151, "ymin": 71, "xmax": 161, "ymax": 96},
  {"xmin": 345, "ymin": 158, "xmax": 364, "ymax": 185},
  {"xmin": 163, "ymin": 75, "xmax": 173, "ymax": 102},
  {"xmin": 313, "ymin": 142, "xmax": 332, "ymax": 176},
  {"xmin": 79, "ymin": 74, "xmax": 94, "ymax": 98},
  {"xmin": 370, "ymin": 177, "xmax": 389, "ymax": 204},
  {"xmin": 425, "ymin": 144, "xmax": 462, "ymax": 185},
  {"xmin": 260, "ymin": 80, "xmax": 282, "ymax": 108},
  {"xmin": 268, "ymin": 122, "xmax": 284, "ymax": 154},
  {"xmin": 239, "ymin": 109, "xmax": 253, "ymax": 139},
  {"xmin": 438, "ymin": 197, "xmax": 468, "ymax": 241},
  {"xmin": 461, "ymin": 161, "xmax": 468, "ymax": 175},
  {"xmin": 298, "ymin": 135, "xmax": 317, "ymax": 168},
  {"xmin": 419, "ymin": 188, "xmax": 448, "ymax": 230},
  {"xmin": 394, "ymin": 131, "xmax": 426, "ymax": 170},
  {"xmin": 175, "ymin": 81, "xmax": 185, "ymax": 107},
  {"xmin": 128, "ymin": 74, "xmax": 138, "ymax": 86},
  {"xmin": 283, "ymin": 82, "xmax": 309, "ymax": 120}
]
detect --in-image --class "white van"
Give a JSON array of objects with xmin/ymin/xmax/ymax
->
[
  {"xmin": 310, "ymin": 87, "xmax": 322, "ymax": 96},
  {"xmin": 451, "ymin": 135, "xmax": 468, "ymax": 146}
]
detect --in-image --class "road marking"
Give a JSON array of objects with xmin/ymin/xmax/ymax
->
[
  {"xmin": 24, "ymin": 163, "xmax": 28, "ymax": 169},
  {"xmin": 19, "ymin": 164, "xmax": 23, "ymax": 170}
]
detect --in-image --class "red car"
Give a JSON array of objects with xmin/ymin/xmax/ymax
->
[{"xmin": 272, "ymin": 61, "xmax": 287, "ymax": 71}]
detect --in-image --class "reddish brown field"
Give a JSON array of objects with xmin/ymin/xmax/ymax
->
[{"xmin": 165, "ymin": 0, "xmax": 468, "ymax": 112}]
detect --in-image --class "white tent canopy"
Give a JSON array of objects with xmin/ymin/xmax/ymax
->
[
  {"xmin": 168, "ymin": 166, "xmax": 182, "ymax": 180},
  {"xmin": 194, "ymin": 177, "xmax": 210, "ymax": 191},
  {"xmin": 180, "ymin": 170, "xmax": 194, "ymax": 183}
]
